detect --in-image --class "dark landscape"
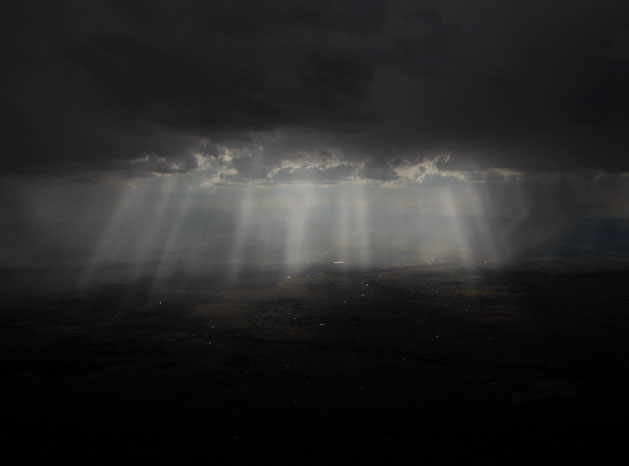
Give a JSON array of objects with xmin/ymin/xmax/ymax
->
[{"xmin": 3, "ymin": 258, "xmax": 629, "ymax": 463}]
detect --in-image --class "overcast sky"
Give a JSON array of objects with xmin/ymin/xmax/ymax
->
[
  {"xmin": 2, "ymin": 0, "xmax": 629, "ymax": 181},
  {"xmin": 2, "ymin": 1, "xmax": 629, "ymax": 275}
]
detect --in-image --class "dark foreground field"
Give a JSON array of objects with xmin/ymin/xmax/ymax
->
[{"xmin": 2, "ymin": 259, "xmax": 629, "ymax": 464}]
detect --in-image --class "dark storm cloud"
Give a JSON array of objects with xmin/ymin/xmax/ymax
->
[{"xmin": 2, "ymin": 0, "xmax": 629, "ymax": 175}]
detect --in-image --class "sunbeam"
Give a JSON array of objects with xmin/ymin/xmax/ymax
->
[{"xmin": 16, "ymin": 169, "xmax": 609, "ymax": 290}]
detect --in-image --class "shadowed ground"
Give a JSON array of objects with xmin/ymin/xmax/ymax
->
[{"xmin": 2, "ymin": 259, "xmax": 629, "ymax": 463}]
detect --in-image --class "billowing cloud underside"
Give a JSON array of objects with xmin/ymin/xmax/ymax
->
[{"xmin": 2, "ymin": 0, "xmax": 629, "ymax": 178}]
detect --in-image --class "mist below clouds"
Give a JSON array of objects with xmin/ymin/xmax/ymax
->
[{"xmin": 2, "ymin": 171, "xmax": 627, "ymax": 293}]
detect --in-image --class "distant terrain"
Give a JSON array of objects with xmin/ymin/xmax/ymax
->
[{"xmin": 2, "ymin": 259, "xmax": 628, "ymax": 463}]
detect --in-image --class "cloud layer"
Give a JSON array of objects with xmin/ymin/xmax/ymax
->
[{"xmin": 3, "ymin": 0, "xmax": 629, "ymax": 177}]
